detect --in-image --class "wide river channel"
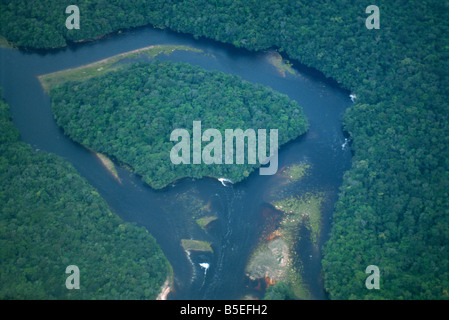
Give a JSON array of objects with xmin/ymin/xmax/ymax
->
[{"xmin": 0, "ymin": 26, "xmax": 352, "ymax": 300}]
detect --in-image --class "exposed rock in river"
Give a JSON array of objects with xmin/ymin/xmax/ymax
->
[{"xmin": 245, "ymin": 238, "xmax": 290, "ymax": 287}]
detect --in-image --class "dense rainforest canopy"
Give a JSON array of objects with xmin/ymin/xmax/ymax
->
[
  {"xmin": 1, "ymin": 0, "xmax": 448, "ymax": 299},
  {"xmin": 49, "ymin": 60, "xmax": 308, "ymax": 189},
  {"xmin": 0, "ymin": 95, "xmax": 171, "ymax": 299}
]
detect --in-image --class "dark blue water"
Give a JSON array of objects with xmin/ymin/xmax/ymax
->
[{"xmin": 0, "ymin": 26, "xmax": 352, "ymax": 299}]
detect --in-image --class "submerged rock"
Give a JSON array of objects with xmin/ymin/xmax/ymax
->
[{"xmin": 245, "ymin": 238, "xmax": 289, "ymax": 284}]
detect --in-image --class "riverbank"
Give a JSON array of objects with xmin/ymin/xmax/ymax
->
[
  {"xmin": 265, "ymin": 51, "xmax": 296, "ymax": 78},
  {"xmin": 0, "ymin": 35, "xmax": 14, "ymax": 49},
  {"xmin": 0, "ymin": 96, "xmax": 172, "ymax": 299},
  {"xmin": 94, "ymin": 151, "xmax": 121, "ymax": 182},
  {"xmin": 3, "ymin": 1, "xmax": 445, "ymax": 299},
  {"xmin": 38, "ymin": 44, "xmax": 203, "ymax": 92},
  {"xmin": 41, "ymin": 51, "xmax": 308, "ymax": 191},
  {"xmin": 157, "ymin": 277, "xmax": 174, "ymax": 300}
]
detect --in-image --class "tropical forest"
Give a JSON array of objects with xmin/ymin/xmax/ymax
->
[{"xmin": 0, "ymin": 0, "xmax": 448, "ymax": 301}]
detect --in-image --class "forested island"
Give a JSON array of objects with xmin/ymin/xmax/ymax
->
[
  {"xmin": 45, "ymin": 59, "xmax": 308, "ymax": 189},
  {"xmin": 0, "ymin": 94, "xmax": 171, "ymax": 299},
  {"xmin": 1, "ymin": 0, "xmax": 448, "ymax": 299}
]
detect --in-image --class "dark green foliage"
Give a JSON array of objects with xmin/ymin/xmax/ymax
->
[
  {"xmin": 49, "ymin": 61, "xmax": 308, "ymax": 189},
  {"xmin": 0, "ymin": 0, "xmax": 156, "ymax": 49},
  {"xmin": 0, "ymin": 99, "xmax": 171, "ymax": 299},
  {"xmin": 264, "ymin": 281, "xmax": 296, "ymax": 300},
  {"xmin": 0, "ymin": 93, "xmax": 19, "ymax": 144},
  {"xmin": 2, "ymin": 0, "xmax": 449, "ymax": 299}
]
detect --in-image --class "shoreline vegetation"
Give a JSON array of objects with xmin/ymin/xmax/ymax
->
[
  {"xmin": 44, "ymin": 55, "xmax": 308, "ymax": 190},
  {"xmin": 0, "ymin": 35, "xmax": 13, "ymax": 49},
  {"xmin": 246, "ymin": 162, "xmax": 323, "ymax": 300},
  {"xmin": 38, "ymin": 44, "xmax": 204, "ymax": 93},
  {"xmin": 2, "ymin": 0, "xmax": 447, "ymax": 299},
  {"xmin": 0, "ymin": 96, "xmax": 171, "ymax": 299}
]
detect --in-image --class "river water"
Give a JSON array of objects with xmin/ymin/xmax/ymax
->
[{"xmin": 0, "ymin": 26, "xmax": 352, "ymax": 300}]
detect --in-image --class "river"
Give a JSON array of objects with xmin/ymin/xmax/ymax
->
[{"xmin": 0, "ymin": 26, "xmax": 352, "ymax": 300}]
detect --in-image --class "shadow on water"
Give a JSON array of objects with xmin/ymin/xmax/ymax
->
[{"xmin": 0, "ymin": 25, "xmax": 352, "ymax": 300}]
